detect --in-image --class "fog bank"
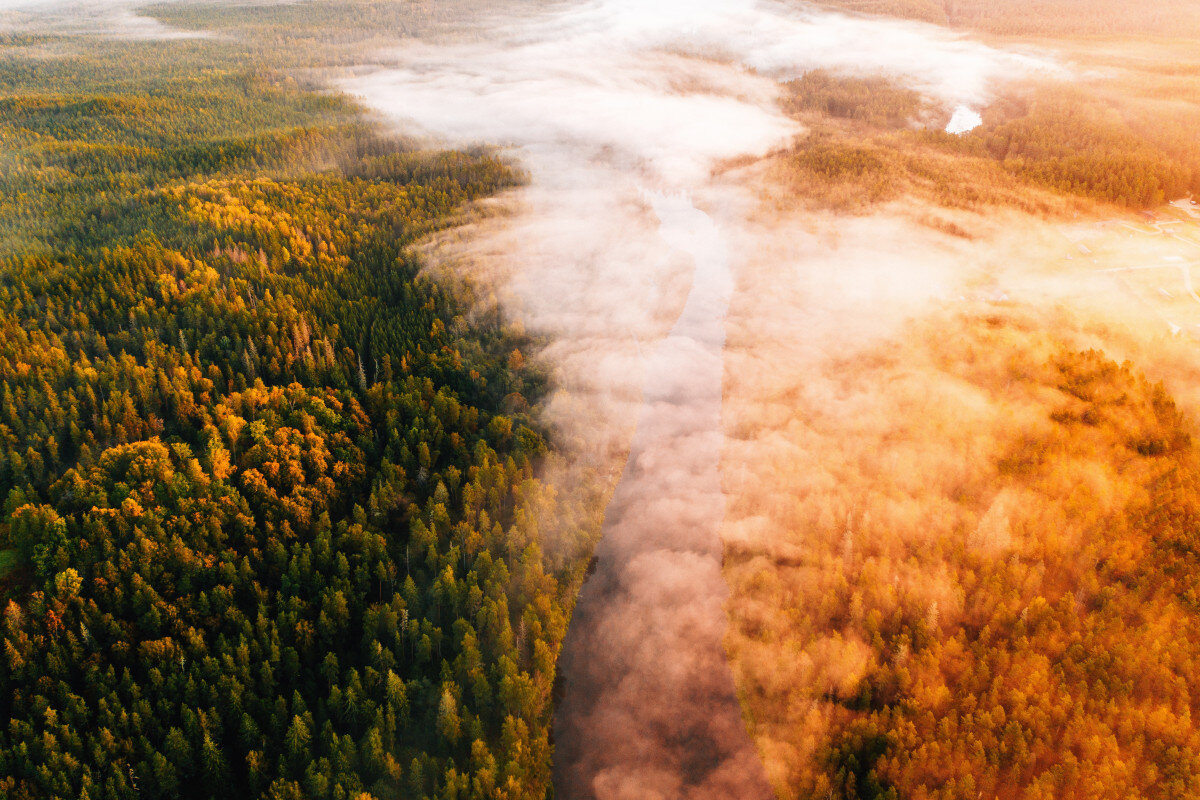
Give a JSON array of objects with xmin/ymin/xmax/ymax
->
[
  {"xmin": 341, "ymin": 0, "xmax": 1058, "ymax": 797},
  {"xmin": 0, "ymin": 0, "xmax": 212, "ymax": 38}
]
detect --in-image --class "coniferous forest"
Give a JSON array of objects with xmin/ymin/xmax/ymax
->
[
  {"xmin": 0, "ymin": 31, "xmax": 599, "ymax": 800},
  {"xmin": 7, "ymin": 1, "xmax": 1200, "ymax": 800}
]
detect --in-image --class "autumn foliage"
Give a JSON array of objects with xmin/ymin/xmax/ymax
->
[
  {"xmin": 0, "ymin": 36, "xmax": 596, "ymax": 800},
  {"xmin": 724, "ymin": 312, "xmax": 1200, "ymax": 799}
]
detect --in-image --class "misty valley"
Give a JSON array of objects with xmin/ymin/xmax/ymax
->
[{"xmin": 0, "ymin": 2, "xmax": 1199, "ymax": 800}]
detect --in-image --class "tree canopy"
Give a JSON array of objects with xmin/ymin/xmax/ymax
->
[{"xmin": 0, "ymin": 31, "xmax": 599, "ymax": 800}]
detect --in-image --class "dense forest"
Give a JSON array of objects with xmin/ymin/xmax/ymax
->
[
  {"xmin": 775, "ymin": 71, "xmax": 1200, "ymax": 214},
  {"xmin": 0, "ymin": 30, "xmax": 600, "ymax": 800},
  {"xmin": 8, "ymin": 3, "xmax": 1200, "ymax": 800},
  {"xmin": 787, "ymin": 0, "xmax": 1200, "ymax": 214},
  {"xmin": 723, "ymin": 309, "xmax": 1200, "ymax": 800},
  {"xmin": 976, "ymin": 87, "xmax": 1200, "ymax": 208},
  {"xmin": 729, "ymin": 7, "xmax": 1200, "ymax": 798}
]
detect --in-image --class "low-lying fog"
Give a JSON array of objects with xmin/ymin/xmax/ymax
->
[
  {"xmin": 337, "ymin": 1, "xmax": 1063, "ymax": 797},
  {"xmin": 0, "ymin": 0, "xmax": 208, "ymax": 38},
  {"xmin": 21, "ymin": 0, "xmax": 1185, "ymax": 796}
]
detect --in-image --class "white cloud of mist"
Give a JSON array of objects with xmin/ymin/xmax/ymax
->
[
  {"xmin": 0, "ymin": 0, "xmax": 298, "ymax": 39},
  {"xmin": 574, "ymin": 0, "xmax": 1059, "ymax": 104},
  {"xmin": 341, "ymin": 1, "xmax": 1064, "ymax": 798},
  {"xmin": 946, "ymin": 104, "xmax": 984, "ymax": 133},
  {"xmin": 349, "ymin": 0, "xmax": 1058, "ymax": 182},
  {"xmin": 11, "ymin": 0, "xmax": 1192, "ymax": 794},
  {"xmin": 0, "ymin": 0, "xmax": 200, "ymax": 38}
]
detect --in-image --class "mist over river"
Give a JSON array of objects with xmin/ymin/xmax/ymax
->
[
  {"xmin": 340, "ymin": 1, "xmax": 1052, "ymax": 795},
  {"xmin": 6, "ymin": 0, "xmax": 1200, "ymax": 798}
]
